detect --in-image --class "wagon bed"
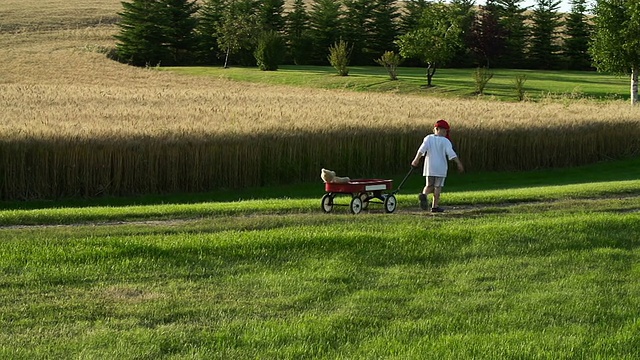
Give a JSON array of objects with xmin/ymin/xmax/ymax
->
[{"xmin": 324, "ymin": 179, "xmax": 393, "ymax": 193}]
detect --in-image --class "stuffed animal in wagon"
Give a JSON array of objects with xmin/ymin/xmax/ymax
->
[{"xmin": 320, "ymin": 168, "xmax": 351, "ymax": 184}]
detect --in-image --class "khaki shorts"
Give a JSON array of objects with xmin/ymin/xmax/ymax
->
[{"xmin": 426, "ymin": 176, "xmax": 446, "ymax": 187}]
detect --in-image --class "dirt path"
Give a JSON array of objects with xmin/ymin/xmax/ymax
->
[{"xmin": 2, "ymin": 194, "xmax": 639, "ymax": 231}]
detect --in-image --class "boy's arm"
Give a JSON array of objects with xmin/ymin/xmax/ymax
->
[
  {"xmin": 452, "ymin": 157, "xmax": 464, "ymax": 173},
  {"xmin": 411, "ymin": 151, "xmax": 424, "ymax": 168}
]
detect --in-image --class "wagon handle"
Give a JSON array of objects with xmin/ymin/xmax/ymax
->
[{"xmin": 392, "ymin": 166, "xmax": 416, "ymax": 195}]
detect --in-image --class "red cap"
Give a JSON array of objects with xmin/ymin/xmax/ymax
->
[
  {"xmin": 434, "ymin": 119, "xmax": 450, "ymax": 130},
  {"xmin": 434, "ymin": 119, "xmax": 451, "ymax": 140}
]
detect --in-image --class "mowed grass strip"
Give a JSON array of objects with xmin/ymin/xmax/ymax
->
[
  {"xmin": 166, "ymin": 65, "xmax": 631, "ymax": 101},
  {"xmin": 1, "ymin": 200, "xmax": 639, "ymax": 359}
]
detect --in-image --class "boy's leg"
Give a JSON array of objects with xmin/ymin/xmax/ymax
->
[
  {"xmin": 419, "ymin": 185, "xmax": 432, "ymax": 210},
  {"xmin": 430, "ymin": 177, "xmax": 446, "ymax": 212},
  {"xmin": 419, "ymin": 179, "xmax": 435, "ymax": 210},
  {"xmin": 418, "ymin": 193, "xmax": 428, "ymax": 210},
  {"xmin": 424, "ymin": 176, "xmax": 436, "ymax": 196},
  {"xmin": 432, "ymin": 186, "xmax": 442, "ymax": 209}
]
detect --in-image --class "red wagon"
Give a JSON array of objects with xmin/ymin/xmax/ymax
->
[
  {"xmin": 321, "ymin": 179, "xmax": 396, "ymax": 214},
  {"xmin": 320, "ymin": 167, "xmax": 415, "ymax": 214}
]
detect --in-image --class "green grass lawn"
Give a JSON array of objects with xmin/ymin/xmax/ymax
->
[
  {"xmin": 164, "ymin": 65, "xmax": 630, "ymax": 102},
  {"xmin": 1, "ymin": 158, "xmax": 639, "ymax": 359}
]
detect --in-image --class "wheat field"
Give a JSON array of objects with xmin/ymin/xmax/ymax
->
[{"xmin": 1, "ymin": 0, "xmax": 639, "ymax": 199}]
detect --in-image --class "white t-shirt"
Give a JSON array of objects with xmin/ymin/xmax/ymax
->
[{"xmin": 417, "ymin": 134, "xmax": 458, "ymax": 177}]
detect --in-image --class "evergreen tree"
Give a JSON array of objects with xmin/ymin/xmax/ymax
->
[
  {"xmin": 285, "ymin": 0, "xmax": 312, "ymax": 65},
  {"xmin": 286, "ymin": 0, "xmax": 309, "ymax": 39},
  {"xmin": 495, "ymin": 0, "xmax": 529, "ymax": 68},
  {"xmin": 369, "ymin": 0, "xmax": 400, "ymax": 60},
  {"xmin": 469, "ymin": 0, "xmax": 505, "ymax": 67},
  {"xmin": 162, "ymin": 0, "xmax": 200, "ymax": 65},
  {"xmin": 196, "ymin": 0, "xmax": 227, "ymax": 65},
  {"xmin": 115, "ymin": 0, "xmax": 198, "ymax": 66},
  {"xmin": 563, "ymin": 0, "xmax": 593, "ymax": 70},
  {"xmin": 254, "ymin": 30, "xmax": 285, "ymax": 70},
  {"xmin": 400, "ymin": 0, "xmax": 428, "ymax": 34},
  {"xmin": 308, "ymin": 0, "xmax": 343, "ymax": 65},
  {"xmin": 258, "ymin": 0, "xmax": 285, "ymax": 32},
  {"xmin": 115, "ymin": 0, "xmax": 171, "ymax": 66},
  {"xmin": 342, "ymin": 0, "xmax": 375, "ymax": 65},
  {"xmin": 450, "ymin": 0, "xmax": 477, "ymax": 68},
  {"xmin": 528, "ymin": 0, "xmax": 562, "ymax": 69}
]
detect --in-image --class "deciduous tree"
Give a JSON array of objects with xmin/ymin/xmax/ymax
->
[
  {"xmin": 591, "ymin": 0, "xmax": 640, "ymax": 105},
  {"xmin": 469, "ymin": 0, "xmax": 505, "ymax": 67},
  {"xmin": 217, "ymin": 0, "xmax": 260, "ymax": 67},
  {"xmin": 397, "ymin": 2, "xmax": 461, "ymax": 87}
]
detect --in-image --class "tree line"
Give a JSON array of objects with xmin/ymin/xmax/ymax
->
[
  {"xmin": 114, "ymin": 0, "xmax": 639, "ymax": 103},
  {"xmin": 114, "ymin": 0, "xmax": 593, "ymax": 70}
]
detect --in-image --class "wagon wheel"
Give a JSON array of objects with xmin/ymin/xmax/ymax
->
[
  {"xmin": 359, "ymin": 192, "xmax": 370, "ymax": 210},
  {"xmin": 383, "ymin": 194, "xmax": 397, "ymax": 213},
  {"xmin": 321, "ymin": 194, "xmax": 334, "ymax": 213},
  {"xmin": 350, "ymin": 196, "xmax": 363, "ymax": 214}
]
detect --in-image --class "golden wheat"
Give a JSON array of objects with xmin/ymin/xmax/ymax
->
[
  {"xmin": 0, "ymin": 0, "xmax": 121, "ymax": 32},
  {"xmin": 0, "ymin": 0, "xmax": 639, "ymax": 199}
]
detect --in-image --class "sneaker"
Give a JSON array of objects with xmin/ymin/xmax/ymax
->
[
  {"xmin": 418, "ymin": 194, "xmax": 428, "ymax": 210},
  {"xmin": 431, "ymin": 207, "xmax": 445, "ymax": 213}
]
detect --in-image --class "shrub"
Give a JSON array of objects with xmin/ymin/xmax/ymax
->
[
  {"xmin": 375, "ymin": 51, "xmax": 401, "ymax": 80},
  {"xmin": 254, "ymin": 31, "xmax": 285, "ymax": 71},
  {"xmin": 514, "ymin": 75, "xmax": 527, "ymax": 101},
  {"xmin": 473, "ymin": 67, "xmax": 494, "ymax": 95},
  {"xmin": 328, "ymin": 40, "xmax": 351, "ymax": 76}
]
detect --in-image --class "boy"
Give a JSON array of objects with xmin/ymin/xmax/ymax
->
[{"xmin": 411, "ymin": 119, "xmax": 464, "ymax": 212}]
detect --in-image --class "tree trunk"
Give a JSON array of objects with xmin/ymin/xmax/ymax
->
[
  {"xmin": 426, "ymin": 63, "xmax": 437, "ymax": 87},
  {"xmin": 224, "ymin": 47, "xmax": 230, "ymax": 69},
  {"xmin": 631, "ymin": 65, "xmax": 638, "ymax": 105}
]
